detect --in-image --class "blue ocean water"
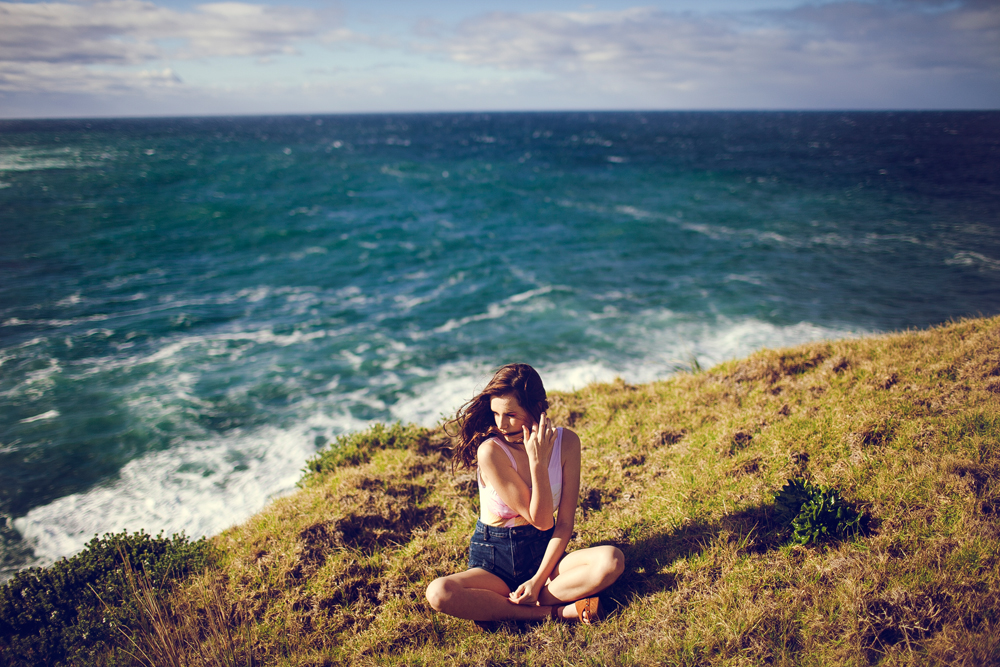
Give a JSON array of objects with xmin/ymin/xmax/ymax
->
[{"xmin": 1, "ymin": 111, "xmax": 998, "ymax": 577}]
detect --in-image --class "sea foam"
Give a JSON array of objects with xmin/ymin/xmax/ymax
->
[
  {"xmin": 11, "ymin": 315, "xmax": 856, "ymax": 566},
  {"xmin": 13, "ymin": 410, "xmax": 366, "ymax": 566}
]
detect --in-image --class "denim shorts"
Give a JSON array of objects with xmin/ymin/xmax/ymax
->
[{"xmin": 468, "ymin": 520, "xmax": 555, "ymax": 592}]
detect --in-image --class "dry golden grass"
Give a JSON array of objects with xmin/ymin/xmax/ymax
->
[{"xmin": 111, "ymin": 315, "xmax": 1000, "ymax": 666}]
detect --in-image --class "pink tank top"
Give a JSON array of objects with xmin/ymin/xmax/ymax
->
[{"xmin": 478, "ymin": 427, "xmax": 564, "ymax": 528}]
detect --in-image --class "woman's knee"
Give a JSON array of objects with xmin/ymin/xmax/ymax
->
[
  {"xmin": 598, "ymin": 546, "xmax": 625, "ymax": 580},
  {"xmin": 612, "ymin": 546, "xmax": 626, "ymax": 576},
  {"xmin": 425, "ymin": 576, "xmax": 454, "ymax": 612}
]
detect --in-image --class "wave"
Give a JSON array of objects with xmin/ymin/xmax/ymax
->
[
  {"xmin": 12, "ymin": 409, "xmax": 368, "ymax": 567},
  {"xmin": 611, "ymin": 316, "xmax": 864, "ymax": 385},
  {"xmin": 18, "ymin": 409, "xmax": 60, "ymax": 424},
  {"xmin": 8, "ymin": 314, "xmax": 862, "ymax": 566},
  {"xmin": 432, "ymin": 286, "xmax": 571, "ymax": 335},
  {"xmin": 393, "ymin": 316, "xmax": 862, "ymax": 426},
  {"xmin": 0, "ymin": 146, "xmax": 101, "ymax": 173},
  {"xmin": 945, "ymin": 251, "xmax": 1000, "ymax": 272}
]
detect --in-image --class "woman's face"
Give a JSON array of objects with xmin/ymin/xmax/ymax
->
[{"xmin": 490, "ymin": 393, "xmax": 534, "ymax": 444}]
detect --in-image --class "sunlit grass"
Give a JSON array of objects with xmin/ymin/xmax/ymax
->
[{"xmin": 104, "ymin": 315, "xmax": 1000, "ymax": 665}]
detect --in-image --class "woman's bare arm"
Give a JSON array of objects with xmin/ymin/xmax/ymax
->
[
  {"xmin": 477, "ymin": 416, "xmax": 557, "ymax": 530},
  {"xmin": 508, "ymin": 428, "xmax": 582, "ymax": 605}
]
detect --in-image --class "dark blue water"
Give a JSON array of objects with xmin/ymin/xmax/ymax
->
[{"xmin": 1, "ymin": 111, "xmax": 998, "ymax": 577}]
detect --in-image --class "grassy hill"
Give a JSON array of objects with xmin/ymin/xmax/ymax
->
[{"xmin": 4, "ymin": 315, "xmax": 999, "ymax": 666}]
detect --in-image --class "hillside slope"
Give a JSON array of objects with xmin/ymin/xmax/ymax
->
[{"xmin": 8, "ymin": 316, "xmax": 1000, "ymax": 666}]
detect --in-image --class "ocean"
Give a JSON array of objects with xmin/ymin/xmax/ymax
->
[{"xmin": 1, "ymin": 111, "xmax": 998, "ymax": 578}]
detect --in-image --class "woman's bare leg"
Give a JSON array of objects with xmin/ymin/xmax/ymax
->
[
  {"xmin": 427, "ymin": 547, "xmax": 625, "ymax": 622},
  {"xmin": 425, "ymin": 568, "xmax": 555, "ymax": 622},
  {"xmin": 537, "ymin": 545, "xmax": 625, "ymax": 619}
]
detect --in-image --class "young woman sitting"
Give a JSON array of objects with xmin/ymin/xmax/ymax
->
[{"xmin": 425, "ymin": 363, "xmax": 625, "ymax": 624}]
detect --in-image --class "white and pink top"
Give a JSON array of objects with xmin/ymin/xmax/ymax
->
[{"xmin": 478, "ymin": 427, "xmax": 564, "ymax": 528}]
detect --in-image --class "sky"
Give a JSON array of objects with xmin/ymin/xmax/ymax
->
[{"xmin": 0, "ymin": 0, "xmax": 998, "ymax": 118}]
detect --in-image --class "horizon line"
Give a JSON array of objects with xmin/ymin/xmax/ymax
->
[{"xmin": 2, "ymin": 108, "xmax": 998, "ymax": 123}]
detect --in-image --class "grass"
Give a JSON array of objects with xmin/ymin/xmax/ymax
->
[
  {"xmin": 90, "ymin": 551, "xmax": 256, "ymax": 667},
  {"xmin": 67, "ymin": 316, "xmax": 1000, "ymax": 664}
]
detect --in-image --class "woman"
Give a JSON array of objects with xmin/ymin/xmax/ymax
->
[{"xmin": 425, "ymin": 363, "xmax": 624, "ymax": 624}]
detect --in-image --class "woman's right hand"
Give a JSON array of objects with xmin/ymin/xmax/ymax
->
[{"xmin": 523, "ymin": 412, "xmax": 556, "ymax": 466}]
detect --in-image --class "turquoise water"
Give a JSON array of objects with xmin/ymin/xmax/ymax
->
[{"xmin": 1, "ymin": 111, "xmax": 998, "ymax": 576}]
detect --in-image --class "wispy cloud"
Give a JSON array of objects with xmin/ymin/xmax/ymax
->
[
  {"xmin": 428, "ymin": 1, "xmax": 1000, "ymax": 94},
  {"xmin": 0, "ymin": 60, "xmax": 181, "ymax": 95},
  {"xmin": 0, "ymin": 0, "xmax": 997, "ymax": 115},
  {"xmin": 0, "ymin": 0, "xmax": 342, "ymax": 93}
]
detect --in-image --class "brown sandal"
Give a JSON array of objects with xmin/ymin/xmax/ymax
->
[{"xmin": 574, "ymin": 596, "xmax": 600, "ymax": 624}]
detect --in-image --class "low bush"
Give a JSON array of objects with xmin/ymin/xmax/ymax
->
[
  {"xmin": 774, "ymin": 477, "xmax": 866, "ymax": 545},
  {"xmin": 302, "ymin": 422, "xmax": 432, "ymax": 479},
  {"xmin": 0, "ymin": 530, "xmax": 211, "ymax": 667}
]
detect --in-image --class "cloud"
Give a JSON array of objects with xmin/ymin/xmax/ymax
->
[
  {"xmin": 425, "ymin": 1, "xmax": 1000, "ymax": 104},
  {"xmin": 0, "ymin": 60, "xmax": 181, "ymax": 95},
  {"xmin": 777, "ymin": 1, "xmax": 1000, "ymax": 71},
  {"xmin": 0, "ymin": 0, "xmax": 336, "ymax": 93},
  {"xmin": 2, "ymin": 0, "xmax": 998, "ymax": 115}
]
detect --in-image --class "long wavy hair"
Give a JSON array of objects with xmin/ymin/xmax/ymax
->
[{"xmin": 446, "ymin": 363, "xmax": 549, "ymax": 471}]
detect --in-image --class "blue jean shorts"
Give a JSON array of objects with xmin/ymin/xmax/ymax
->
[{"xmin": 468, "ymin": 520, "xmax": 555, "ymax": 592}]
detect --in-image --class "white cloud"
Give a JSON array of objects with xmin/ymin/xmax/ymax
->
[
  {"xmin": 1, "ymin": 0, "xmax": 998, "ymax": 115},
  {"xmin": 0, "ymin": 0, "xmax": 335, "ymax": 93},
  {"xmin": 422, "ymin": 1, "xmax": 1000, "ymax": 106},
  {"xmin": 0, "ymin": 60, "xmax": 181, "ymax": 94},
  {"xmin": 778, "ymin": 1, "xmax": 1000, "ymax": 70}
]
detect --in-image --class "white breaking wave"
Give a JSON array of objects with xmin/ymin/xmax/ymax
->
[
  {"xmin": 19, "ymin": 409, "xmax": 60, "ymax": 423},
  {"xmin": 619, "ymin": 316, "xmax": 864, "ymax": 384},
  {"xmin": 13, "ymin": 410, "xmax": 368, "ymax": 566},
  {"xmin": 389, "ymin": 361, "xmax": 488, "ymax": 427},
  {"xmin": 539, "ymin": 317, "xmax": 862, "ymax": 389},
  {"xmin": 11, "ymin": 314, "xmax": 863, "ymax": 566},
  {"xmin": 390, "ymin": 316, "xmax": 862, "ymax": 427},
  {"xmin": 0, "ymin": 146, "xmax": 97, "ymax": 172},
  {"xmin": 946, "ymin": 251, "xmax": 1000, "ymax": 272}
]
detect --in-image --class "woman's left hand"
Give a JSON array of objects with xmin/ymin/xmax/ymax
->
[
  {"xmin": 523, "ymin": 412, "xmax": 556, "ymax": 468},
  {"xmin": 508, "ymin": 579, "xmax": 541, "ymax": 606}
]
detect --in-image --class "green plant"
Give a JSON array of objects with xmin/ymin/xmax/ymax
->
[
  {"xmin": 774, "ymin": 478, "xmax": 866, "ymax": 545},
  {"xmin": 102, "ymin": 550, "xmax": 254, "ymax": 667},
  {"xmin": 0, "ymin": 530, "xmax": 211, "ymax": 667},
  {"xmin": 107, "ymin": 549, "xmax": 185, "ymax": 667},
  {"xmin": 302, "ymin": 422, "xmax": 431, "ymax": 479}
]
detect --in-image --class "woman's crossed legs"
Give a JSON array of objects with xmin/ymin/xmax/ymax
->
[{"xmin": 425, "ymin": 545, "xmax": 625, "ymax": 622}]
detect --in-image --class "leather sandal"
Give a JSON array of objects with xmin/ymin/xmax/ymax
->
[{"xmin": 574, "ymin": 596, "xmax": 600, "ymax": 624}]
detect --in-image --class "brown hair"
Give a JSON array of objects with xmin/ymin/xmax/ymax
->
[{"xmin": 446, "ymin": 363, "xmax": 549, "ymax": 471}]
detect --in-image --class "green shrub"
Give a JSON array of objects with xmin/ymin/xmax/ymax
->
[
  {"xmin": 302, "ymin": 422, "xmax": 432, "ymax": 479},
  {"xmin": 0, "ymin": 530, "xmax": 211, "ymax": 667},
  {"xmin": 774, "ymin": 478, "xmax": 866, "ymax": 545}
]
